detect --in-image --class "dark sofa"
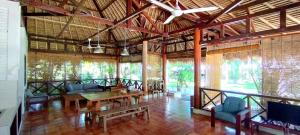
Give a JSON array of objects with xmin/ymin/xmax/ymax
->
[{"xmin": 65, "ymin": 83, "xmax": 104, "ymax": 94}]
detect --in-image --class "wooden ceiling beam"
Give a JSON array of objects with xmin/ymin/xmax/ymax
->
[
  {"xmin": 83, "ymin": 0, "xmax": 170, "ymax": 42},
  {"xmin": 29, "ymin": 34, "xmax": 117, "ymax": 46},
  {"xmin": 231, "ymin": 0, "xmax": 272, "ymax": 12},
  {"xmin": 58, "ymin": 0, "xmax": 68, "ymax": 7},
  {"xmin": 204, "ymin": 24, "xmax": 300, "ymax": 45},
  {"xmin": 246, "ymin": 8, "xmax": 256, "ymax": 32},
  {"xmin": 143, "ymin": 10, "xmax": 164, "ymax": 38},
  {"xmin": 127, "ymin": 0, "xmax": 133, "ymax": 27},
  {"xmin": 132, "ymin": 0, "xmax": 162, "ymax": 34},
  {"xmin": 206, "ymin": 0, "xmax": 243, "ymax": 24},
  {"xmin": 56, "ymin": 0, "xmax": 87, "ymax": 38},
  {"xmin": 51, "ymin": 0, "xmax": 97, "ymax": 12},
  {"xmin": 101, "ymin": 0, "xmax": 117, "ymax": 12},
  {"xmin": 169, "ymin": 2, "xmax": 300, "ymax": 35},
  {"xmin": 23, "ymin": 12, "xmax": 65, "ymax": 16},
  {"xmin": 263, "ymin": 2, "xmax": 300, "ymax": 24},
  {"xmin": 207, "ymin": 0, "xmax": 241, "ymax": 35},
  {"xmin": 23, "ymin": 0, "xmax": 167, "ymax": 39},
  {"xmin": 92, "ymin": 0, "xmax": 118, "ymax": 42}
]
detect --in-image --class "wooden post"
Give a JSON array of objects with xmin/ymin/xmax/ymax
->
[
  {"xmin": 220, "ymin": 24, "xmax": 224, "ymax": 39},
  {"xmin": 116, "ymin": 48, "xmax": 121, "ymax": 83},
  {"xmin": 280, "ymin": 9, "xmax": 286, "ymax": 29},
  {"xmin": 162, "ymin": 45, "xmax": 167, "ymax": 92},
  {"xmin": 194, "ymin": 28, "xmax": 201, "ymax": 108},
  {"xmin": 127, "ymin": 0, "xmax": 132, "ymax": 27},
  {"xmin": 246, "ymin": 17, "xmax": 251, "ymax": 34},
  {"xmin": 142, "ymin": 41, "xmax": 148, "ymax": 93}
]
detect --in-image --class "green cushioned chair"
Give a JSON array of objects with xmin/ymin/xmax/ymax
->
[{"xmin": 211, "ymin": 97, "xmax": 251, "ymax": 135}]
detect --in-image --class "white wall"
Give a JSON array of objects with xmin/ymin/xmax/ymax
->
[
  {"xmin": 0, "ymin": 0, "xmax": 26, "ymax": 110},
  {"xmin": 19, "ymin": 27, "xmax": 28, "ymax": 113}
]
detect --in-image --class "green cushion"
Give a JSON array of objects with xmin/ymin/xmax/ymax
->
[
  {"xmin": 223, "ymin": 97, "xmax": 245, "ymax": 114},
  {"xmin": 215, "ymin": 111, "xmax": 236, "ymax": 123}
]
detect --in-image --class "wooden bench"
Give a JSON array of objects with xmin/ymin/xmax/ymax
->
[{"xmin": 96, "ymin": 102, "xmax": 150, "ymax": 132}]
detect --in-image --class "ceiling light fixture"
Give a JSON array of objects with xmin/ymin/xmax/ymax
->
[
  {"xmin": 87, "ymin": 27, "xmax": 104, "ymax": 54},
  {"xmin": 121, "ymin": 29, "xmax": 129, "ymax": 56}
]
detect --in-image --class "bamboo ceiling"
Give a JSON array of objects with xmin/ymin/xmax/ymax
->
[{"xmin": 22, "ymin": 0, "xmax": 300, "ymax": 56}]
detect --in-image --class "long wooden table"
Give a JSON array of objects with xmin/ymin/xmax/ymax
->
[
  {"xmin": 80, "ymin": 91, "xmax": 144, "ymax": 111},
  {"xmin": 78, "ymin": 91, "xmax": 144, "ymax": 126}
]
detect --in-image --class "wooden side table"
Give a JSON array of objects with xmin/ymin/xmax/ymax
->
[{"xmin": 250, "ymin": 116, "xmax": 300, "ymax": 135}]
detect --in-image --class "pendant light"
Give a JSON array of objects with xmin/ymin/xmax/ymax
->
[
  {"xmin": 94, "ymin": 27, "xmax": 104, "ymax": 54},
  {"xmin": 87, "ymin": 27, "xmax": 104, "ymax": 54},
  {"xmin": 121, "ymin": 29, "xmax": 129, "ymax": 56},
  {"xmin": 87, "ymin": 38, "xmax": 92, "ymax": 49}
]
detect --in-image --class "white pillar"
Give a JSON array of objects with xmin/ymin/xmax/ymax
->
[{"xmin": 142, "ymin": 41, "xmax": 148, "ymax": 93}]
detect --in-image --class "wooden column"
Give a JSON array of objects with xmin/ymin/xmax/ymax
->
[
  {"xmin": 127, "ymin": 0, "xmax": 132, "ymax": 27},
  {"xmin": 280, "ymin": 9, "xmax": 286, "ymax": 29},
  {"xmin": 194, "ymin": 28, "xmax": 201, "ymax": 108},
  {"xmin": 116, "ymin": 48, "xmax": 121, "ymax": 82},
  {"xmin": 162, "ymin": 45, "xmax": 167, "ymax": 92},
  {"xmin": 142, "ymin": 41, "xmax": 148, "ymax": 93}
]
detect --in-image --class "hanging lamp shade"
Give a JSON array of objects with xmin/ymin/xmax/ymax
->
[
  {"xmin": 94, "ymin": 44, "xmax": 104, "ymax": 53},
  {"xmin": 87, "ymin": 38, "xmax": 92, "ymax": 49},
  {"xmin": 121, "ymin": 47, "xmax": 129, "ymax": 56}
]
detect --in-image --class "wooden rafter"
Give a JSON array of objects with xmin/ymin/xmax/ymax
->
[
  {"xmin": 247, "ymin": 9, "xmax": 276, "ymax": 29},
  {"xmin": 23, "ymin": 0, "xmax": 166, "ymax": 38},
  {"xmin": 132, "ymin": 0, "xmax": 162, "ymax": 33},
  {"xmin": 58, "ymin": 0, "xmax": 68, "ymax": 7},
  {"xmin": 101, "ymin": 0, "xmax": 117, "ymax": 12},
  {"xmin": 207, "ymin": 0, "xmax": 241, "ymax": 35},
  {"xmin": 83, "ymin": 0, "xmax": 172, "ymax": 42},
  {"xmin": 169, "ymin": 2, "xmax": 300, "ymax": 35},
  {"xmin": 92, "ymin": 0, "xmax": 118, "ymax": 42},
  {"xmin": 143, "ymin": 10, "xmax": 164, "ymax": 38},
  {"xmin": 263, "ymin": 2, "xmax": 300, "ymax": 24},
  {"xmin": 190, "ymin": 0, "xmax": 237, "ymax": 36},
  {"xmin": 56, "ymin": 0, "xmax": 87, "ymax": 38},
  {"xmin": 231, "ymin": 0, "xmax": 272, "ymax": 12},
  {"xmin": 246, "ymin": 8, "xmax": 256, "ymax": 32},
  {"xmin": 176, "ymin": 0, "xmax": 207, "ymax": 19},
  {"xmin": 23, "ymin": 12, "xmax": 65, "ymax": 16},
  {"xmin": 127, "ymin": 0, "xmax": 133, "ymax": 27},
  {"xmin": 206, "ymin": 0, "xmax": 242, "ymax": 24},
  {"xmin": 83, "ymin": 2, "xmax": 153, "ymax": 41}
]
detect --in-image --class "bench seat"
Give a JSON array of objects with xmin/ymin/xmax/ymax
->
[{"xmin": 96, "ymin": 102, "xmax": 151, "ymax": 132}]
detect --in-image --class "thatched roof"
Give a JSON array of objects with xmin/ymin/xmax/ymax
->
[{"xmin": 22, "ymin": 0, "xmax": 300, "ymax": 56}]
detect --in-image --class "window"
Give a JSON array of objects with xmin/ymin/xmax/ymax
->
[{"xmin": 120, "ymin": 63, "xmax": 142, "ymax": 80}]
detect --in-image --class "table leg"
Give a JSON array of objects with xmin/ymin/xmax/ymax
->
[
  {"xmin": 92, "ymin": 101, "xmax": 101, "ymax": 128},
  {"xmin": 250, "ymin": 122, "xmax": 254, "ymax": 135},
  {"xmin": 139, "ymin": 95, "xmax": 144, "ymax": 103},
  {"xmin": 64, "ymin": 99, "xmax": 70, "ymax": 109},
  {"xmin": 85, "ymin": 101, "xmax": 93, "ymax": 121},
  {"xmin": 128, "ymin": 96, "xmax": 132, "ymax": 106},
  {"xmin": 95, "ymin": 101, "xmax": 101, "ymax": 110},
  {"xmin": 87, "ymin": 101, "xmax": 93, "ymax": 109}
]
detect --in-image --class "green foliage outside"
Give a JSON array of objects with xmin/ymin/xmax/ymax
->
[
  {"xmin": 168, "ymin": 61, "xmax": 194, "ymax": 93},
  {"xmin": 120, "ymin": 63, "xmax": 142, "ymax": 80}
]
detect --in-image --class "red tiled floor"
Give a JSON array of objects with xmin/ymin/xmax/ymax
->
[{"xmin": 21, "ymin": 96, "xmax": 269, "ymax": 135}]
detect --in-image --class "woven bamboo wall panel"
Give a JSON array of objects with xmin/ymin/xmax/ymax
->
[
  {"xmin": 28, "ymin": 52, "xmax": 116, "ymax": 81},
  {"xmin": 262, "ymin": 33, "xmax": 300, "ymax": 98}
]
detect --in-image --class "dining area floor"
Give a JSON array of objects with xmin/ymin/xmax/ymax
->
[{"xmin": 20, "ymin": 95, "xmax": 269, "ymax": 135}]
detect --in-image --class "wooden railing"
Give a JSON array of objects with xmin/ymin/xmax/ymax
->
[
  {"xmin": 199, "ymin": 88, "xmax": 300, "ymax": 119},
  {"xmin": 27, "ymin": 78, "xmax": 143, "ymax": 96}
]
